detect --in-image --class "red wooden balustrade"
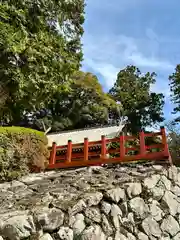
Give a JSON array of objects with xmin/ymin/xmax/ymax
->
[{"xmin": 48, "ymin": 127, "xmax": 172, "ymax": 170}]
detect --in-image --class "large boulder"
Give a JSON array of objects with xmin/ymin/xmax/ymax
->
[
  {"xmin": 70, "ymin": 214, "xmax": 86, "ymax": 235},
  {"xmin": 143, "ymin": 175, "xmax": 161, "ymax": 189},
  {"xmin": 160, "ymin": 176, "xmax": 172, "ymax": 190},
  {"xmin": 129, "ymin": 197, "xmax": 149, "ymax": 219},
  {"xmin": 111, "ymin": 204, "xmax": 123, "ymax": 229},
  {"xmin": 84, "ymin": 207, "xmax": 101, "ymax": 223},
  {"xmin": 1, "ymin": 215, "xmax": 36, "ymax": 240},
  {"xmin": 83, "ymin": 192, "xmax": 103, "ymax": 207},
  {"xmin": 105, "ymin": 188, "xmax": 125, "ymax": 203},
  {"xmin": 149, "ymin": 200, "xmax": 164, "ymax": 221},
  {"xmin": 101, "ymin": 201, "xmax": 111, "ymax": 215},
  {"xmin": 137, "ymin": 232, "xmax": 149, "ymax": 240},
  {"xmin": 162, "ymin": 191, "xmax": 180, "ymax": 216},
  {"xmin": 57, "ymin": 227, "xmax": 73, "ymax": 240},
  {"xmin": 142, "ymin": 216, "xmax": 162, "ymax": 238},
  {"xmin": 81, "ymin": 225, "xmax": 106, "ymax": 240},
  {"xmin": 37, "ymin": 208, "xmax": 64, "ymax": 232},
  {"xmin": 161, "ymin": 215, "xmax": 180, "ymax": 237},
  {"xmin": 126, "ymin": 182, "xmax": 142, "ymax": 198},
  {"xmin": 40, "ymin": 233, "xmax": 53, "ymax": 240},
  {"xmin": 168, "ymin": 166, "xmax": 178, "ymax": 182},
  {"xmin": 69, "ymin": 200, "xmax": 87, "ymax": 216}
]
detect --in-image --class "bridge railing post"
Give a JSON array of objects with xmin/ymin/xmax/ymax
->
[
  {"xmin": 120, "ymin": 133, "xmax": 125, "ymax": 158},
  {"xmin": 49, "ymin": 142, "xmax": 57, "ymax": 166},
  {"xmin": 140, "ymin": 129, "xmax": 146, "ymax": 156},
  {"xmin": 66, "ymin": 140, "xmax": 72, "ymax": 163},
  {"xmin": 160, "ymin": 126, "xmax": 168, "ymax": 154},
  {"xmin": 101, "ymin": 135, "xmax": 106, "ymax": 159},
  {"xmin": 84, "ymin": 137, "xmax": 89, "ymax": 161}
]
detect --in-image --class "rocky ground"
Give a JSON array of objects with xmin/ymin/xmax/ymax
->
[{"xmin": 0, "ymin": 164, "xmax": 180, "ymax": 239}]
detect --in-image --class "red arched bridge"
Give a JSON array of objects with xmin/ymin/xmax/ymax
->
[{"xmin": 47, "ymin": 126, "xmax": 172, "ymax": 170}]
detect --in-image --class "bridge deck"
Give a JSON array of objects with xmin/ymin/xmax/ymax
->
[{"xmin": 46, "ymin": 127, "xmax": 172, "ymax": 170}]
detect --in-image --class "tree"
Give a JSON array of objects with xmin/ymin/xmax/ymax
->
[
  {"xmin": 31, "ymin": 71, "xmax": 120, "ymax": 132},
  {"xmin": 165, "ymin": 121, "xmax": 180, "ymax": 165},
  {"xmin": 169, "ymin": 64, "xmax": 180, "ymax": 118},
  {"xmin": 109, "ymin": 65, "xmax": 165, "ymax": 134},
  {"xmin": 0, "ymin": 83, "xmax": 8, "ymax": 112},
  {"xmin": 0, "ymin": 0, "xmax": 85, "ymax": 125}
]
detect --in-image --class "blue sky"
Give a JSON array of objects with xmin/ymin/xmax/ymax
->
[{"xmin": 81, "ymin": 0, "xmax": 180, "ymax": 123}]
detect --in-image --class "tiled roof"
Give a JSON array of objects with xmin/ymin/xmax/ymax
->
[{"xmin": 47, "ymin": 125, "xmax": 124, "ymax": 146}]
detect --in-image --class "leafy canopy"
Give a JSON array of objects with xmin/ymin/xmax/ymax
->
[
  {"xmin": 169, "ymin": 64, "xmax": 180, "ymax": 118},
  {"xmin": 0, "ymin": 1, "xmax": 167, "ymax": 134},
  {"xmin": 109, "ymin": 65, "xmax": 165, "ymax": 133},
  {"xmin": 0, "ymin": 0, "xmax": 85, "ymax": 124},
  {"xmin": 32, "ymin": 71, "xmax": 120, "ymax": 132}
]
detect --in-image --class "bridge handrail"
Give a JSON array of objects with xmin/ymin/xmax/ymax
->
[{"xmin": 47, "ymin": 126, "xmax": 171, "ymax": 169}]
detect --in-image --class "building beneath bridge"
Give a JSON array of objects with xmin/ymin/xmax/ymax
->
[{"xmin": 47, "ymin": 125, "xmax": 124, "ymax": 147}]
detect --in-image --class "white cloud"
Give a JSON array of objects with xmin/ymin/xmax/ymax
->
[
  {"xmin": 83, "ymin": 59, "xmax": 119, "ymax": 88},
  {"xmin": 151, "ymin": 80, "xmax": 170, "ymax": 101},
  {"xmin": 82, "ymin": 0, "xmax": 177, "ymax": 120},
  {"xmin": 82, "ymin": 33, "xmax": 174, "ymax": 89},
  {"xmin": 127, "ymin": 53, "xmax": 174, "ymax": 70}
]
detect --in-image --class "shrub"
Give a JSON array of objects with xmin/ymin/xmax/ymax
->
[
  {"xmin": 165, "ymin": 121, "xmax": 180, "ymax": 166},
  {"xmin": 0, "ymin": 127, "xmax": 49, "ymax": 182}
]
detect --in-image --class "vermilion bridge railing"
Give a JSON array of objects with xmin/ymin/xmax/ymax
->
[{"xmin": 47, "ymin": 126, "xmax": 172, "ymax": 170}]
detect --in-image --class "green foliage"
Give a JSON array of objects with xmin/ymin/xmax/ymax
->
[
  {"xmin": 33, "ymin": 71, "xmax": 120, "ymax": 132},
  {"xmin": 0, "ymin": 0, "xmax": 85, "ymax": 124},
  {"xmin": 0, "ymin": 127, "xmax": 49, "ymax": 182},
  {"xmin": 169, "ymin": 64, "xmax": 180, "ymax": 116},
  {"xmin": 109, "ymin": 65, "xmax": 165, "ymax": 133},
  {"xmin": 166, "ymin": 121, "xmax": 180, "ymax": 166},
  {"xmin": 0, "ymin": 1, "xmax": 167, "ymax": 136}
]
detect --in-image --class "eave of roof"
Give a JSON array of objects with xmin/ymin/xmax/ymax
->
[{"xmin": 47, "ymin": 125, "xmax": 124, "ymax": 146}]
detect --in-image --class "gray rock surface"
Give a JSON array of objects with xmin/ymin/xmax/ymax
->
[
  {"xmin": 126, "ymin": 182, "xmax": 142, "ymax": 198},
  {"xmin": 138, "ymin": 232, "xmax": 149, "ymax": 240},
  {"xmin": 69, "ymin": 199, "xmax": 87, "ymax": 216},
  {"xmin": 142, "ymin": 216, "xmax": 162, "ymax": 237},
  {"xmin": 57, "ymin": 227, "xmax": 73, "ymax": 240},
  {"xmin": 149, "ymin": 200, "xmax": 163, "ymax": 221},
  {"xmin": 151, "ymin": 186, "xmax": 165, "ymax": 200},
  {"xmin": 1, "ymin": 215, "xmax": 35, "ymax": 240},
  {"xmin": 174, "ymin": 233, "xmax": 180, "ymax": 240},
  {"xmin": 36, "ymin": 207, "xmax": 64, "ymax": 232},
  {"xmin": 101, "ymin": 201, "xmax": 111, "ymax": 215},
  {"xmin": 129, "ymin": 197, "xmax": 149, "ymax": 219},
  {"xmin": 162, "ymin": 191, "xmax": 180, "ymax": 216},
  {"xmin": 143, "ymin": 175, "xmax": 161, "ymax": 189},
  {"xmin": 70, "ymin": 213, "xmax": 85, "ymax": 235},
  {"xmin": 172, "ymin": 185, "xmax": 180, "ymax": 196},
  {"xmin": 161, "ymin": 175, "xmax": 172, "ymax": 190},
  {"xmin": 81, "ymin": 225, "xmax": 106, "ymax": 240},
  {"xmin": 168, "ymin": 165, "xmax": 178, "ymax": 182},
  {"xmin": 101, "ymin": 214, "xmax": 113, "ymax": 236},
  {"xmin": 84, "ymin": 192, "xmax": 103, "ymax": 207},
  {"xmin": 161, "ymin": 215, "xmax": 180, "ymax": 237},
  {"xmin": 111, "ymin": 203, "xmax": 123, "ymax": 229},
  {"xmin": 105, "ymin": 187, "xmax": 125, "ymax": 203},
  {"xmin": 1, "ymin": 164, "xmax": 180, "ymax": 240},
  {"xmin": 40, "ymin": 233, "xmax": 53, "ymax": 240}
]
